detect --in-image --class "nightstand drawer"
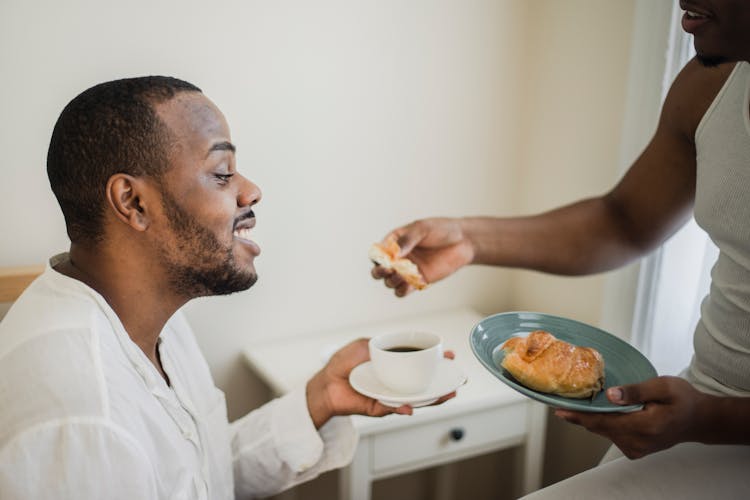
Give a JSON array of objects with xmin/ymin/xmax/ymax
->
[{"xmin": 371, "ymin": 403, "xmax": 529, "ymax": 473}]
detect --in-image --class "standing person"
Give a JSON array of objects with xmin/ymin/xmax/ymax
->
[
  {"xmin": 373, "ymin": 1, "xmax": 750, "ymax": 497},
  {"xmin": 0, "ymin": 76, "xmax": 453, "ymax": 499}
]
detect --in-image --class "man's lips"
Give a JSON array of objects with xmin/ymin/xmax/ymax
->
[
  {"xmin": 233, "ymin": 225, "xmax": 255, "ymax": 243},
  {"xmin": 233, "ymin": 211, "xmax": 260, "ymax": 254},
  {"xmin": 680, "ymin": 0, "xmax": 711, "ymax": 16},
  {"xmin": 233, "ymin": 210, "xmax": 255, "ymax": 235},
  {"xmin": 680, "ymin": 2, "xmax": 713, "ymax": 34}
]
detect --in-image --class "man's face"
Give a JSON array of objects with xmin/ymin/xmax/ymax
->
[
  {"xmin": 152, "ymin": 92, "xmax": 262, "ymax": 298},
  {"xmin": 680, "ymin": 0, "xmax": 750, "ymax": 66}
]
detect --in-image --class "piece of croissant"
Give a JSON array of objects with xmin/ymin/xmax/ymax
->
[
  {"xmin": 501, "ymin": 330, "xmax": 605, "ymax": 399},
  {"xmin": 369, "ymin": 235, "xmax": 427, "ymax": 290}
]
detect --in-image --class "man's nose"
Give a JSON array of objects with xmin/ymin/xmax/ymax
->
[{"xmin": 237, "ymin": 174, "xmax": 262, "ymax": 207}]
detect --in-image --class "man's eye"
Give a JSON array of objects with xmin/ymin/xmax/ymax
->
[{"xmin": 214, "ymin": 173, "xmax": 234, "ymax": 184}]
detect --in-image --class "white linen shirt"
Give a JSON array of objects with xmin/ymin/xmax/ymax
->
[{"xmin": 0, "ymin": 255, "xmax": 357, "ymax": 499}]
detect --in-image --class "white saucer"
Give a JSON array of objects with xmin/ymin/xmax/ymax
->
[{"xmin": 349, "ymin": 358, "xmax": 467, "ymax": 408}]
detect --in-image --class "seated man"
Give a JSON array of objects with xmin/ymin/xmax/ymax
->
[{"xmin": 0, "ymin": 77, "xmax": 446, "ymax": 499}]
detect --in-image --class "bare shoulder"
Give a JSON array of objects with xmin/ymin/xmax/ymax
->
[{"xmin": 663, "ymin": 58, "xmax": 737, "ymax": 140}]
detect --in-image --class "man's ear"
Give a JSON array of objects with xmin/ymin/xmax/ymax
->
[{"xmin": 105, "ymin": 174, "xmax": 153, "ymax": 232}]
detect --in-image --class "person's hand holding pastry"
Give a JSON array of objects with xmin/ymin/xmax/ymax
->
[
  {"xmin": 369, "ymin": 235, "xmax": 427, "ymax": 292},
  {"xmin": 370, "ymin": 218, "xmax": 474, "ymax": 297}
]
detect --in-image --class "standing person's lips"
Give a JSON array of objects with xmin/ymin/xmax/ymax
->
[{"xmin": 680, "ymin": 4, "xmax": 712, "ymax": 34}]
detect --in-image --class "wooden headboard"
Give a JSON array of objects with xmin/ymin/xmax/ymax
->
[{"xmin": 0, "ymin": 265, "xmax": 45, "ymax": 303}]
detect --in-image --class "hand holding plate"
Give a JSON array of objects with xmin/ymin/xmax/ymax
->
[{"xmin": 554, "ymin": 376, "xmax": 710, "ymax": 459}]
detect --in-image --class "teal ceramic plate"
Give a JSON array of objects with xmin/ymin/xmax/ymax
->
[{"xmin": 470, "ymin": 312, "xmax": 657, "ymax": 412}]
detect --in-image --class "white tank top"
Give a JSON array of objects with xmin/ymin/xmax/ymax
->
[{"xmin": 688, "ymin": 61, "xmax": 750, "ymax": 396}]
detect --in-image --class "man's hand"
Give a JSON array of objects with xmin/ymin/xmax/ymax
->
[
  {"xmin": 371, "ymin": 218, "xmax": 474, "ymax": 297},
  {"xmin": 554, "ymin": 376, "xmax": 711, "ymax": 459},
  {"xmin": 306, "ymin": 338, "xmax": 456, "ymax": 428}
]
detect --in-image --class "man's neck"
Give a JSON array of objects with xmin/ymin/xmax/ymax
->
[{"xmin": 56, "ymin": 243, "xmax": 186, "ymax": 382}]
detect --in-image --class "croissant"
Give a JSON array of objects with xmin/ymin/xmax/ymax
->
[
  {"xmin": 369, "ymin": 235, "xmax": 427, "ymax": 290},
  {"xmin": 501, "ymin": 330, "xmax": 605, "ymax": 399}
]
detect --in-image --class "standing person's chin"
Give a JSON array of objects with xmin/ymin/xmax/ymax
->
[{"xmin": 696, "ymin": 53, "xmax": 729, "ymax": 67}]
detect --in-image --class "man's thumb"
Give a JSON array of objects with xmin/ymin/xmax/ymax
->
[
  {"xmin": 394, "ymin": 224, "xmax": 425, "ymax": 257},
  {"xmin": 606, "ymin": 386, "xmax": 628, "ymax": 404}
]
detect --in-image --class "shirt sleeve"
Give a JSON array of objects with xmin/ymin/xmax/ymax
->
[
  {"xmin": 0, "ymin": 418, "xmax": 158, "ymax": 500},
  {"xmin": 230, "ymin": 387, "xmax": 358, "ymax": 499}
]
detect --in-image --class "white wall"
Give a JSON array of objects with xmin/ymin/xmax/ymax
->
[
  {"xmin": 512, "ymin": 0, "xmax": 636, "ymax": 326},
  {"xmin": 0, "ymin": 0, "xmax": 526, "ymax": 417},
  {"xmin": 1, "ymin": 0, "xmax": 643, "ymax": 497},
  {"xmin": 512, "ymin": 1, "xmax": 638, "ymax": 487}
]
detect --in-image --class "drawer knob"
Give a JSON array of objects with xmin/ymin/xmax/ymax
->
[{"xmin": 450, "ymin": 428, "xmax": 465, "ymax": 441}]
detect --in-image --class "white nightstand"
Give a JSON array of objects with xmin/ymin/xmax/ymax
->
[{"xmin": 243, "ymin": 307, "xmax": 547, "ymax": 500}]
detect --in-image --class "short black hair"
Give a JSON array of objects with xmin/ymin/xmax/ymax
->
[{"xmin": 47, "ymin": 76, "xmax": 202, "ymax": 244}]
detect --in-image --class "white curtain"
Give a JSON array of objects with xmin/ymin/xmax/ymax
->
[{"xmin": 629, "ymin": 3, "xmax": 718, "ymax": 375}]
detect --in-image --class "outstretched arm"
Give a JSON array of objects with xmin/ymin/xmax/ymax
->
[{"xmin": 373, "ymin": 59, "xmax": 733, "ymax": 296}]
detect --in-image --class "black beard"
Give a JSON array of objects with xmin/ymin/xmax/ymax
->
[
  {"xmin": 160, "ymin": 190, "xmax": 257, "ymax": 298},
  {"xmin": 168, "ymin": 245, "xmax": 257, "ymax": 297},
  {"xmin": 696, "ymin": 53, "xmax": 729, "ymax": 68}
]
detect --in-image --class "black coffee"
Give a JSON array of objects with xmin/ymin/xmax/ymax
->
[{"xmin": 385, "ymin": 346, "xmax": 423, "ymax": 353}]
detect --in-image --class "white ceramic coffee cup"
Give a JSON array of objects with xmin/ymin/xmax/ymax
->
[{"xmin": 369, "ymin": 331, "xmax": 443, "ymax": 394}]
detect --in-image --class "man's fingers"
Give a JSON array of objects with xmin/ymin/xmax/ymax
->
[
  {"xmin": 391, "ymin": 223, "xmax": 426, "ymax": 257},
  {"xmin": 432, "ymin": 392, "xmax": 456, "ymax": 405},
  {"xmin": 385, "ymin": 273, "xmax": 405, "ymax": 289},
  {"xmin": 371, "ymin": 265, "xmax": 414, "ymax": 297},
  {"xmin": 608, "ymin": 376, "xmax": 675, "ymax": 406},
  {"xmin": 372, "ymin": 266, "xmax": 410, "ymax": 286},
  {"xmin": 554, "ymin": 409, "xmax": 580, "ymax": 423},
  {"xmin": 554, "ymin": 410, "xmax": 612, "ymax": 434},
  {"xmin": 394, "ymin": 404, "xmax": 413, "ymax": 415},
  {"xmin": 369, "ymin": 401, "xmax": 412, "ymax": 417},
  {"xmin": 371, "ymin": 265, "xmax": 391, "ymax": 279},
  {"xmin": 394, "ymin": 282, "xmax": 412, "ymax": 297}
]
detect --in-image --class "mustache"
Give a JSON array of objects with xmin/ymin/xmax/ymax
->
[{"xmin": 233, "ymin": 210, "xmax": 255, "ymax": 230}]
